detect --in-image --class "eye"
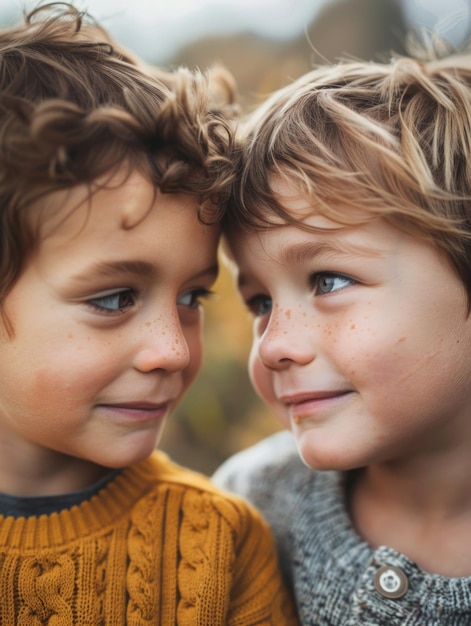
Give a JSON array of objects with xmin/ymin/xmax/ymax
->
[
  {"xmin": 87, "ymin": 289, "xmax": 137, "ymax": 314},
  {"xmin": 245, "ymin": 294, "xmax": 273, "ymax": 317},
  {"xmin": 311, "ymin": 272, "xmax": 355, "ymax": 295},
  {"xmin": 177, "ymin": 288, "xmax": 214, "ymax": 309}
]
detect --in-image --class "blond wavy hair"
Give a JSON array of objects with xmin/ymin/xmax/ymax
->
[
  {"xmin": 227, "ymin": 39, "xmax": 471, "ymax": 294},
  {"xmin": 0, "ymin": 2, "xmax": 237, "ymax": 301}
]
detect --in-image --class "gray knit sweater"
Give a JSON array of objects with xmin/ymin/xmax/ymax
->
[{"xmin": 213, "ymin": 430, "xmax": 471, "ymax": 625}]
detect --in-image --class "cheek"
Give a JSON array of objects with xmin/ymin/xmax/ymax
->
[
  {"xmin": 0, "ymin": 360, "xmax": 86, "ymax": 430},
  {"xmin": 26, "ymin": 332, "xmax": 125, "ymax": 403},
  {"xmin": 250, "ymin": 353, "xmax": 291, "ymax": 429},
  {"xmin": 248, "ymin": 343, "xmax": 292, "ymax": 422},
  {"xmin": 249, "ymin": 344, "xmax": 269, "ymax": 400},
  {"xmin": 333, "ymin": 315, "xmax": 469, "ymax": 412},
  {"xmin": 29, "ymin": 359, "xmax": 103, "ymax": 409},
  {"xmin": 182, "ymin": 330, "xmax": 203, "ymax": 389},
  {"xmin": 325, "ymin": 311, "xmax": 408, "ymax": 382}
]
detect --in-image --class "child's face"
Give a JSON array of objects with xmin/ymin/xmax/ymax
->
[
  {"xmin": 230, "ymin": 178, "xmax": 471, "ymax": 471},
  {"xmin": 0, "ymin": 168, "xmax": 219, "ymax": 471}
]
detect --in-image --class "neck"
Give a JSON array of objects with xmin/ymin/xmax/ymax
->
[
  {"xmin": 350, "ymin": 446, "xmax": 471, "ymax": 576},
  {"xmin": 0, "ymin": 439, "xmax": 109, "ymax": 497},
  {"xmin": 358, "ymin": 443, "xmax": 471, "ymax": 515}
]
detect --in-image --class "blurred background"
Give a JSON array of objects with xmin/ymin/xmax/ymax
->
[{"xmin": 1, "ymin": 0, "xmax": 470, "ymax": 474}]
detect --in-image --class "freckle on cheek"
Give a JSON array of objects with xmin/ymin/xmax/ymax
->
[{"xmin": 285, "ymin": 309, "xmax": 291, "ymax": 319}]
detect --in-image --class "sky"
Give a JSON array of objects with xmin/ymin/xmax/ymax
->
[{"xmin": 0, "ymin": 0, "xmax": 469, "ymax": 63}]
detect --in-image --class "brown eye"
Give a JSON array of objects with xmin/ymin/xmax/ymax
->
[{"xmin": 88, "ymin": 289, "xmax": 136, "ymax": 313}]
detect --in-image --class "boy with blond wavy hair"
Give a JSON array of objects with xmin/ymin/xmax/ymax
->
[
  {"xmin": 214, "ymin": 41, "xmax": 471, "ymax": 625},
  {"xmin": 0, "ymin": 4, "xmax": 299, "ymax": 624}
]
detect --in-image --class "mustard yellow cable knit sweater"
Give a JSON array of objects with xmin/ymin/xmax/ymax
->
[{"xmin": 0, "ymin": 451, "xmax": 299, "ymax": 625}]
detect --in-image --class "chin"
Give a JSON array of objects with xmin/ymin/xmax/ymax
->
[
  {"xmin": 295, "ymin": 433, "xmax": 364, "ymax": 472},
  {"xmin": 103, "ymin": 432, "xmax": 163, "ymax": 469}
]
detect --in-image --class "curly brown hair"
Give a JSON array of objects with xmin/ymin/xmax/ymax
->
[{"xmin": 0, "ymin": 2, "xmax": 237, "ymax": 301}]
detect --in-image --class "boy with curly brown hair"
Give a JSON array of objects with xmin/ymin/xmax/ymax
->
[{"xmin": 0, "ymin": 4, "xmax": 299, "ymax": 624}]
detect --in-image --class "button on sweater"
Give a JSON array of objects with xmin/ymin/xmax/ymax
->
[{"xmin": 213, "ymin": 431, "xmax": 471, "ymax": 626}]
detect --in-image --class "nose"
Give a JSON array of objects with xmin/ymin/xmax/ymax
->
[
  {"xmin": 256, "ymin": 304, "xmax": 315, "ymax": 370},
  {"xmin": 133, "ymin": 314, "xmax": 191, "ymax": 373}
]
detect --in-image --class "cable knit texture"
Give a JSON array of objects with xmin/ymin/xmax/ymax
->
[
  {"xmin": 213, "ymin": 430, "xmax": 471, "ymax": 626},
  {"xmin": 0, "ymin": 451, "xmax": 299, "ymax": 625}
]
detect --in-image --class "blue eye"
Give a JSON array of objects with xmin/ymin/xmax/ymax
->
[
  {"xmin": 177, "ymin": 288, "xmax": 213, "ymax": 309},
  {"xmin": 88, "ymin": 289, "xmax": 136, "ymax": 313},
  {"xmin": 246, "ymin": 294, "xmax": 272, "ymax": 317},
  {"xmin": 312, "ymin": 273, "xmax": 355, "ymax": 295}
]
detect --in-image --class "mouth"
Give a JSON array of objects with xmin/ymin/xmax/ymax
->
[
  {"xmin": 279, "ymin": 390, "xmax": 353, "ymax": 424},
  {"xmin": 96, "ymin": 401, "xmax": 173, "ymax": 423}
]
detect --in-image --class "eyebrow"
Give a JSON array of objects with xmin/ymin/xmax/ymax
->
[
  {"xmin": 237, "ymin": 239, "xmax": 382, "ymax": 289},
  {"xmin": 70, "ymin": 260, "xmax": 156, "ymax": 284},
  {"xmin": 279, "ymin": 240, "xmax": 383, "ymax": 265},
  {"xmin": 70, "ymin": 260, "xmax": 219, "ymax": 284}
]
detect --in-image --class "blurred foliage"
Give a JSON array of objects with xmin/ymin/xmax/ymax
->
[
  {"xmin": 161, "ymin": 0, "xmax": 411, "ymax": 475},
  {"xmin": 170, "ymin": 0, "xmax": 409, "ymax": 112},
  {"xmin": 160, "ymin": 259, "xmax": 283, "ymax": 475}
]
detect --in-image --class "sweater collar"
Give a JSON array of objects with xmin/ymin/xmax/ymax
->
[{"xmin": 0, "ymin": 454, "xmax": 159, "ymax": 549}]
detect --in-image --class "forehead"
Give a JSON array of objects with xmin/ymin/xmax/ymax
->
[
  {"xmin": 230, "ymin": 219, "xmax": 394, "ymax": 266},
  {"xmin": 227, "ymin": 192, "xmax": 417, "ymax": 277},
  {"xmin": 269, "ymin": 175, "xmax": 316, "ymax": 223},
  {"xmin": 30, "ymin": 167, "xmax": 220, "ymax": 280},
  {"xmin": 37, "ymin": 168, "xmax": 157, "ymax": 242},
  {"xmin": 267, "ymin": 174, "xmax": 372, "ymax": 227}
]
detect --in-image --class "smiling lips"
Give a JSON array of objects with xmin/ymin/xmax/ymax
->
[
  {"xmin": 280, "ymin": 390, "xmax": 352, "ymax": 424},
  {"xmin": 97, "ymin": 401, "xmax": 173, "ymax": 422}
]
